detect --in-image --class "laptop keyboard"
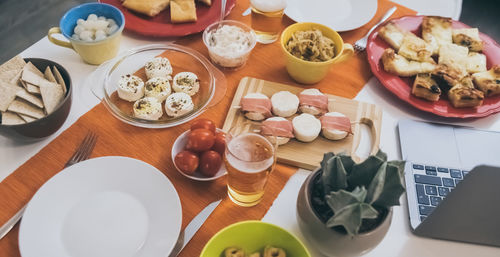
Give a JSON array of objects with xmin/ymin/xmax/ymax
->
[{"xmin": 412, "ymin": 163, "xmax": 469, "ymax": 221}]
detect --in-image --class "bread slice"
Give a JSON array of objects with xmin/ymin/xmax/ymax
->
[
  {"xmin": 122, "ymin": 0, "xmax": 170, "ymax": 17},
  {"xmin": 432, "ymin": 62, "xmax": 468, "ymax": 90},
  {"xmin": 412, "ymin": 73, "xmax": 441, "ymax": 101},
  {"xmin": 378, "ymin": 21, "xmax": 418, "ymax": 51},
  {"xmin": 448, "ymin": 84, "xmax": 484, "ymax": 108},
  {"xmin": 472, "ymin": 65, "xmax": 500, "ymax": 96},
  {"xmin": 398, "ymin": 35, "xmax": 435, "ymax": 63},
  {"xmin": 452, "ymin": 28, "xmax": 483, "ymax": 52},
  {"xmin": 422, "ymin": 16, "xmax": 453, "ymax": 55},
  {"xmin": 170, "ymin": 0, "xmax": 197, "ymax": 23},
  {"xmin": 438, "ymin": 43, "xmax": 468, "ymax": 65},
  {"xmin": 381, "ymin": 48, "xmax": 436, "ymax": 77},
  {"xmin": 463, "ymin": 52, "xmax": 487, "ymax": 73}
]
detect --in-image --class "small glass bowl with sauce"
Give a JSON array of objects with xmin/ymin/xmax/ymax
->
[{"xmin": 202, "ymin": 20, "xmax": 257, "ymax": 69}]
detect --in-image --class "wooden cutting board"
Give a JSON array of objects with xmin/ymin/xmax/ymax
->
[{"xmin": 222, "ymin": 77, "xmax": 383, "ymax": 170}]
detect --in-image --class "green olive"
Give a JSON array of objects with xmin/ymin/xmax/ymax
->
[
  {"xmin": 263, "ymin": 246, "xmax": 286, "ymax": 257},
  {"xmin": 224, "ymin": 247, "xmax": 245, "ymax": 257},
  {"xmin": 249, "ymin": 253, "xmax": 261, "ymax": 257}
]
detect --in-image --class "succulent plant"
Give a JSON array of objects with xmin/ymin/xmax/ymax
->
[{"xmin": 314, "ymin": 150, "xmax": 405, "ymax": 236}]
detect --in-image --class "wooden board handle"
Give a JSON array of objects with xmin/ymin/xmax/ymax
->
[{"xmin": 351, "ymin": 116, "xmax": 380, "ymax": 162}]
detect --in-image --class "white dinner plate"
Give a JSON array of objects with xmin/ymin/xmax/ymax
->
[
  {"xmin": 285, "ymin": 0, "xmax": 378, "ymax": 32},
  {"xmin": 19, "ymin": 156, "xmax": 182, "ymax": 257}
]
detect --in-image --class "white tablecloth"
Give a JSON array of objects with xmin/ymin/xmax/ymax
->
[{"xmin": 3, "ymin": 0, "xmax": 500, "ymax": 256}]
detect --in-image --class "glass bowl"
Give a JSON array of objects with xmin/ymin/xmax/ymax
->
[
  {"xmin": 94, "ymin": 44, "xmax": 221, "ymax": 128},
  {"xmin": 202, "ymin": 20, "xmax": 257, "ymax": 69}
]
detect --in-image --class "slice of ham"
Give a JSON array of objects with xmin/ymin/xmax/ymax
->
[
  {"xmin": 261, "ymin": 119, "xmax": 294, "ymax": 138},
  {"xmin": 299, "ymin": 93, "xmax": 328, "ymax": 112},
  {"xmin": 320, "ymin": 115, "xmax": 352, "ymax": 134},
  {"xmin": 241, "ymin": 97, "xmax": 272, "ymax": 117}
]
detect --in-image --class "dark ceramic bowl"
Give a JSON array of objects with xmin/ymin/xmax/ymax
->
[{"xmin": 0, "ymin": 58, "xmax": 72, "ymax": 141}]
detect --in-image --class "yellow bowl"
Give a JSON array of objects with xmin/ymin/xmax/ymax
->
[{"xmin": 280, "ymin": 22, "xmax": 354, "ymax": 84}]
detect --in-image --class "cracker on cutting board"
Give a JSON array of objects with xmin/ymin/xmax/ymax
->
[
  {"xmin": 1, "ymin": 111, "xmax": 26, "ymax": 125},
  {"xmin": 7, "ymin": 99, "xmax": 45, "ymax": 119},
  {"xmin": 39, "ymin": 79, "xmax": 64, "ymax": 114},
  {"xmin": 18, "ymin": 113, "xmax": 36, "ymax": 123},
  {"xmin": 16, "ymin": 87, "xmax": 44, "ymax": 108},
  {"xmin": 52, "ymin": 66, "xmax": 67, "ymax": 94},
  {"xmin": 44, "ymin": 66, "xmax": 57, "ymax": 83},
  {"xmin": 170, "ymin": 0, "xmax": 197, "ymax": 23},
  {"xmin": 0, "ymin": 81, "xmax": 22, "ymax": 112}
]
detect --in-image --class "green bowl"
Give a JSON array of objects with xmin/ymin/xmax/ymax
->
[{"xmin": 200, "ymin": 220, "xmax": 311, "ymax": 257}]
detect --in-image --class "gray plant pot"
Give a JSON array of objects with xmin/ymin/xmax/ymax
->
[{"xmin": 296, "ymin": 168, "xmax": 393, "ymax": 257}]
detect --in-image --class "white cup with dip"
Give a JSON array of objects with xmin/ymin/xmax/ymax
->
[{"xmin": 202, "ymin": 20, "xmax": 257, "ymax": 69}]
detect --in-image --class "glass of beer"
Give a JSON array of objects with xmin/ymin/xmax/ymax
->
[
  {"xmin": 250, "ymin": 0, "xmax": 287, "ymax": 44},
  {"xmin": 224, "ymin": 131, "xmax": 277, "ymax": 207}
]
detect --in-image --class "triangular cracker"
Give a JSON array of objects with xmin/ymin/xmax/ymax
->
[
  {"xmin": 39, "ymin": 79, "xmax": 64, "ymax": 114},
  {"xmin": 26, "ymin": 83, "xmax": 41, "ymax": 94},
  {"xmin": 0, "ymin": 55, "xmax": 26, "ymax": 74},
  {"xmin": 44, "ymin": 66, "xmax": 57, "ymax": 82},
  {"xmin": 22, "ymin": 62, "xmax": 44, "ymax": 86},
  {"xmin": 52, "ymin": 66, "xmax": 67, "ymax": 94},
  {"xmin": 1, "ymin": 111, "xmax": 26, "ymax": 125},
  {"xmin": 0, "ymin": 70, "xmax": 21, "ymax": 83},
  {"xmin": 18, "ymin": 113, "xmax": 36, "ymax": 123},
  {"xmin": 0, "ymin": 81, "xmax": 22, "ymax": 112},
  {"xmin": 9, "ymin": 70, "xmax": 23, "ymax": 87},
  {"xmin": 16, "ymin": 87, "xmax": 44, "ymax": 108},
  {"xmin": 7, "ymin": 99, "xmax": 45, "ymax": 119}
]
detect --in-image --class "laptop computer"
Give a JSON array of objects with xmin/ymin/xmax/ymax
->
[{"xmin": 398, "ymin": 119, "xmax": 500, "ymax": 247}]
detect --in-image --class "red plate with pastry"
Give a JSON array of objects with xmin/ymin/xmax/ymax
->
[
  {"xmin": 366, "ymin": 15, "xmax": 500, "ymax": 118},
  {"xmin": 99, "ymin": 0, "xmax": 236, "ymax": 37}
]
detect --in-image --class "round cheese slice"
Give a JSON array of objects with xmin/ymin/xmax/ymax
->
[
  {"xmin": 117, "ymin": 74, "xmax": 145, "ymax": 102},
  {"xmin": 292, "ymin": 113, "xmax": 321, "ymax": 142},
  {"xmin": 299, "ymin": 88, "xmax": 328, "ymax": 115},
  {"xmin": 145, "ymin": 57, "xmax": 173, "ymax": 80},
  {"xmin": 321, "ymin": 112, "xmax": 350, "ymax": 140},
  {"xmin": 145, "ymin": 77, "xmax": 171, "ymax": 102},
  {"xmin": 172, "ymin": 72, "xmax": 200, "ymax": 96},
  {"xmin": 241, "ymin": 93, "xmax": 272, "ymax": 121},
  {"xmin": 133, "ymin": 97, "xmax": 163, "ymax": 120},
  {"xmin": 165, "ymin": 92, "xmax": 194, "ymax": 117},
  {"xmin": 271, "ymin": 91, "xmax": 299, "ymax": 117}
]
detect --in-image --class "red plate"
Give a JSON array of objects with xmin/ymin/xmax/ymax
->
[
  {"xmin": 100, "ymin": 0, "xmax": 236, "ymax": 37},
  {"xmin": 366, "ymin": 15, "xmax": 500, "ymax": 118}
]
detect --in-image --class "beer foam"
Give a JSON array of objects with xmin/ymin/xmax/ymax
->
[
  {"xmin": 250, "ymin": 0, "xmax": 287, "ymax": 13},
  {"xmin": 226, "ymin": 134, "xmax": 274, "ymax": 173}
]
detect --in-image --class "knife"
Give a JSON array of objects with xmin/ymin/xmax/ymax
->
[{"xmin": 169, "ymin": 199, "xmax": 222, "ymax": 257}]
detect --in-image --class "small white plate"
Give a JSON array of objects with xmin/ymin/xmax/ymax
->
[
  {"xmin": 172, "ymin": 129, "xmax": 227, "ymax": 181},
  {"xmin": 285, "ymin": 0, "xmax": 378, "ymax": 32},
  {"xmin": 19, "ymin": 156, "xmax": 182, "ymax": 257}
]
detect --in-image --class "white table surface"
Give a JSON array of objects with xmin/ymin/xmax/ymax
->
[{"xmin": 3, "ymin": 0, "xmax": 500, "ymax": 256}]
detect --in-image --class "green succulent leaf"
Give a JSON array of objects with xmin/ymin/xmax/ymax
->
[
  {"xmin": 375, "ymin": 149, "xmax": 388, "ymax": 162},
  {"xmin": 338, "ymin": 154, "xmax": 355, "ymax": 172},
  {"xmin": 360, "ymin": 203, "xmax": 379, "ymax": 219},
  {"xmin": 322, "ymin": 156, "xmax": 348, "ymax": 193},
  {"xmin": 326, "ymin": 204, "xmax": 362, "ymax": 236},
  {"xmin": 321, "ymin": 152, "xmax": 335, "ymax": 170},
  {"xmin": 348, "ymin": 154, "xmax": 386, "ymax": 189},
  {"xmin": 365, "ymin": 162, "xmax": 388, "ymax": 204},
  {"xmin": 372, "ymin": 163, "xmax": 406, "ymax": 207},
  {"xmin": 325, "ymin": 187, "xmax": 366, "ymax": 213}
]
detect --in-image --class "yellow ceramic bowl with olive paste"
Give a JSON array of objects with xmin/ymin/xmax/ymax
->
[
  {"xmin": 200, "ymin": 221, "xmax": 311, "ymax": 257},
  {"xmin": 280, "ymin": 22, "xmax": 354, "ymax": 84}
]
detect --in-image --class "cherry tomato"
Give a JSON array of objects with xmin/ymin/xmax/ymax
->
[
  {"xmin": 199, "ymin": 150, "xmax": 222, "ymax": 177},
  {"xmin": 212, "ymin": 132, "xmax": 226, "ymax": 155},
  {"xmin": 174, "ymin": 150, "xmax": 199, "ymax": 175},
  {"xmin": 191, "ymin": 119, "xmax": 216, "ymax": 134},
  {"xmin": 186, "ymin": 129, "xmax": 215, "ymax": 152}
]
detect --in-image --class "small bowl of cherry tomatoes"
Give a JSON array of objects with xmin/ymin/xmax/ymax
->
[{"xmin": 172, "ymin": 118, "xmax": 227, "ymax": 181}]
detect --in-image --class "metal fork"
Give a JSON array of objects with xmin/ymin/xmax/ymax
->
[
  {"xmin": 354, "ymin": 7, "xmax": 397, "ymax": 52},
  {"xmin": 0, "ymin": 131, "xmax": 98, "ymax": 240}
]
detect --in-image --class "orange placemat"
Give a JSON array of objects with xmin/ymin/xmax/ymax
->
[{"xmin": 0, "ymin": 1, "xmax": 416, "ymax": 256}]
